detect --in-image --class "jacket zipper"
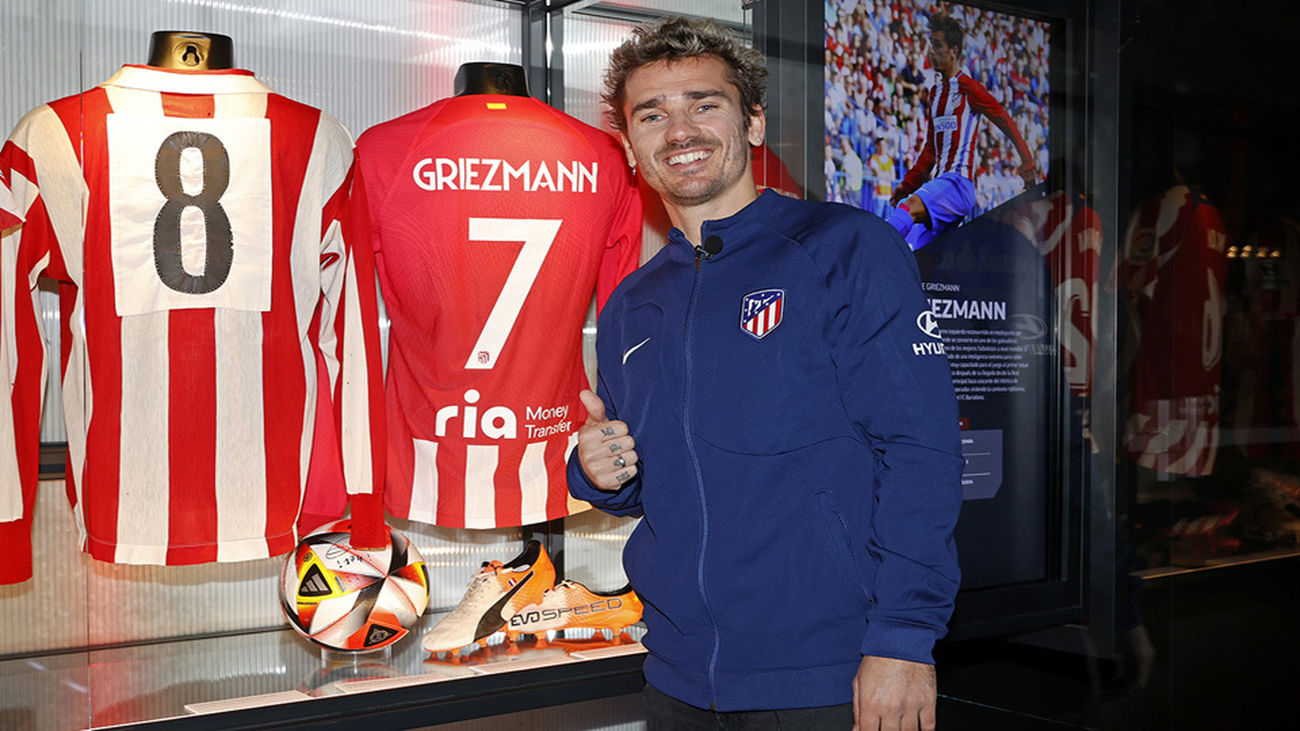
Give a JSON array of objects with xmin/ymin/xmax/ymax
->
[{"xmin": 686, "ymin": 243, "xmax": 721, "ymax": 708}]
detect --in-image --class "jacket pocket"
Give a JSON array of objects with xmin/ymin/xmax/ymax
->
[{"xmin": 815, "ymin": 490, "xmax": 874, "ymax": 605}]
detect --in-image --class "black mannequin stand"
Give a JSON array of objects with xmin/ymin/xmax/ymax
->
[
  {"xmin": 147, "ymin": 31, "xmax": 234, "ymax": 70},
  {"xmin": 454, "ymin": 62, "xmax": 529, "ymax": 97}
]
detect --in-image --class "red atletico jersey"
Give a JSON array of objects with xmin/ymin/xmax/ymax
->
[
  {"xmin": 752, "ymin": 143, "xmax": 803, "ymax": 199},
  {"xmin": 897, "ymin": 69, "xmax": 1035, "ymax": 200},
  {"xmin": 1119, "ymin": 186, "xmax": 1227, "ymax": 475},
  {"xmin": 0, "ymin": 66, "xmax": 385, "ymax": 583},
  {"xmin": 353, "ymin": 94, "xmax": 641, "ymax": 529}
]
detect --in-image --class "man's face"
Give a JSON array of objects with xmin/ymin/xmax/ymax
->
[
  {"xmin": 619, "ymin": 55, "xmax": 764, "ymax": 210},
  {"xmin": 928, "ymin": 31, "xmax": 958, "ymax": 75}
]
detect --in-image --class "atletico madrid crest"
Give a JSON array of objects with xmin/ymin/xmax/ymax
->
[{"xmin": 740, "ymin": 289, "xmax": 785, "ymax": 340}]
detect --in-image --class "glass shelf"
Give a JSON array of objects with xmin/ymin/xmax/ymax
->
[
  {"xmin": 1133, "ymin": 547, "xmax": 1300, "ymax": 580},
  {"xmin": 0, "ymin": 611, "xmax": 646, "ymax": 730}
]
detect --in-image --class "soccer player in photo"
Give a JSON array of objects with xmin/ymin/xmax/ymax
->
[{"xmin": 886, "ymin": 12, "xmax": 1038, "ymax": 249}]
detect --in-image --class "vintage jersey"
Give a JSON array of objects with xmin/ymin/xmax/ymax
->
[
  {"xmin": 0, "ymin": 178, "xmax": 17, "ymax": 227},
  {"xmin": 1119, "ymin": 186, "xmax": 1227, "ymax": 475},
  {"xmin": 0, "ymin": 65, "xmax": 384, "ymax": 583},
  {"xmin": 897, "ymin": 69, "xmax": 1034, "ymax": 200},
  {"xmin": 353, "ymin": 94, "xmax": 640, "ymax": 529}
]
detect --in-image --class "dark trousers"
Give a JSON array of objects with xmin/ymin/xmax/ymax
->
[{"xmin": 643, "ymin": 683, "xmax": 855, "ymax": 730}]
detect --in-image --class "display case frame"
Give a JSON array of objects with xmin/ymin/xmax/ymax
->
[{"xmin": 755, "ymin": 0, "xmax": 1117, "ymax": 650}]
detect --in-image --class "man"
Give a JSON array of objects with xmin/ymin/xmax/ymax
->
[
  {"xmin": 840, "ymin": 136, "xmax": 865, "ymax": 208},
  {"xmin": 869, "ymin": 135, "xmax": 898, "ymax": 217},
  {"xmin": 567, "ymin": 16, "xmax": 963, "ymax": 731},
  {"xmin": 886, "ymin": 12, "xmax": 1037, "ymax": 250}
]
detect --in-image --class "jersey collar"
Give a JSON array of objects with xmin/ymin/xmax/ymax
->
[{"xmin": 101, "ymin": 65, "xmax": 273, "ymax": 96}]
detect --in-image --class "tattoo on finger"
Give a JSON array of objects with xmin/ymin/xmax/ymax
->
[
  {"xmin": 609, "ymin": 443, "xmax": 622, "ymax": 453},
  {"xmin": 600, "ymin": 427, "xmax": 615, "ymax": 437},
  {"xmin": 616, "ymin": 471, "xmax": 631, "ymax": 483}
]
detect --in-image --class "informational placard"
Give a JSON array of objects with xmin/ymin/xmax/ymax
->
[
  {"xmin": 185, "ymin": 690, "xmax": 312, "ymax": 715},
  {"xmin": 959, "ymin": 429, "xmax": 1004, "ymax": 500},
  {"xmin": 915, "ymin": 216, "xmax": 1054, "ymax": 589}
]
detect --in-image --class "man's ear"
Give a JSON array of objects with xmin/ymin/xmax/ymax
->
[
  {"xmin": 619, "ymin": 132, "xmax": 637, "ymax": 168},
  {"xmin": 747, "ymin": 106, "xmax": 767, "ymax": 147}
]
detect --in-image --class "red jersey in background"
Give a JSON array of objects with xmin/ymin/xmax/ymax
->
[{"xmin": 1119, "ymin": 185, "xmax": 1227, "ymax": 475}]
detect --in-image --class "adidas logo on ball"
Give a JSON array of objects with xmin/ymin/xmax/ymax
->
[{"xmin": 280, "ymin": 520, "xmax": 430, "ymax": 652}]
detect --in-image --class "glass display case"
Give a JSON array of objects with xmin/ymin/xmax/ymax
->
[
  {"xmin": 768, "ymin": 0, "xmax": 1099, "ymax": 640},
  {"xmin": 1, "ymin": 2, "xmax": 651, "ymax": 727}
]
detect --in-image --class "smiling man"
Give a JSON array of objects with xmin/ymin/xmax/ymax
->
[{"xmin": 566, "ymin": 16, "xmax": 964, "ymax": 731}]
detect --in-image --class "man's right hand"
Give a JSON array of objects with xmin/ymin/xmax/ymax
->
[{"xmin": 576, "ymin": 389, "xmax": 639, "ymax": 491}]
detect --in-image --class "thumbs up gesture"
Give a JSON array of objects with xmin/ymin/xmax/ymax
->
[{"xmin": 576, "ymin": 389, "xmax": 639, "ymax": 491}]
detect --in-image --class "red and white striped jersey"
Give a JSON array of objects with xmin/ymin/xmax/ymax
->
[
  {"xmin": 897, "ymin": 69, "xmax": 1034, "ymax": 199},
  {"xmin": 1119, "ymin": 186, "xmax": 1227, "ymax": 475},
  {"xmin": 0, "ymin": 65, "xmax": 385, "ymax": 583},
  {"xmin": 997, "ymin": 191, "xmax": 1102, "ymax": 397},
  {"xmin": 0, "ymin": 178, "xmax": 17, "ymax": 227},
  {"xmin": 752, "ymin": 143, "xmax": 803, "ymax": 200},
  {"xmin": 353, "ymin": 94, "xmax": 640, "ymax": 529}
]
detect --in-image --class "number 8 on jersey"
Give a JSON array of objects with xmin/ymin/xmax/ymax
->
[{"xmin": 107, "ymin": 114, "xmax": 273, "ymax": 317}]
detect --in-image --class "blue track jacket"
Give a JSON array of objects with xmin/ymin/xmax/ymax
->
[{"xmin": 568, "ymin": 191, "xmax": 963, "ymax": 711}]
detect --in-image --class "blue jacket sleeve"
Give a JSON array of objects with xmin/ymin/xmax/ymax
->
[
  {"xmin": 825, "ymin": 216, "xmax": 964, "ymax": 665},
  {"xmin": 566, "ymin": 368, "xmax": 644, "ymax": 517}
]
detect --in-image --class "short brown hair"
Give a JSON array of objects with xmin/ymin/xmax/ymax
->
[
  {"xmin": 929, "ymin": 12, "xmax": 965, "ymax": 56},
  {"xmin": 602, "ymin": 16, "xmax": 768, "ymax": 132}
]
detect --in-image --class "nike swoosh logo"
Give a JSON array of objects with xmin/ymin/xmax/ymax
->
[
  {"xmin": 622, "ymin": 337, "xmax": 651, "ymax": 365},
  {"xmin": 473, "ymin": 570, "xmax": 534, "ymax": 642}
]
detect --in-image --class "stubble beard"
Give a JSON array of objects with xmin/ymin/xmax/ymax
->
[{"xmin": 643, "ymin": 122, "xmax": 751, "ymax": 209}]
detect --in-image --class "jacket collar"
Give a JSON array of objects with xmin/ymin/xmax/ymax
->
[{"xmin": 666, "ymin": 190, "xmax": 779, "ymax": 260}]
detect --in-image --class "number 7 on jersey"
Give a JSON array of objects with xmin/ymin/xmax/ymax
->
[{"xmin": 465, "ymin": 218, "xmax": 562, "ymax": 370}]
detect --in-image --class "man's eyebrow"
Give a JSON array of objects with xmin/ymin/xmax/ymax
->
[
  {"xmin": 629, "ymin": 95, "xmax": 666, "ymax": 115},
  {"xmin": 629, "ymin": 89, "xmax": 729, "ymax": 115}
]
